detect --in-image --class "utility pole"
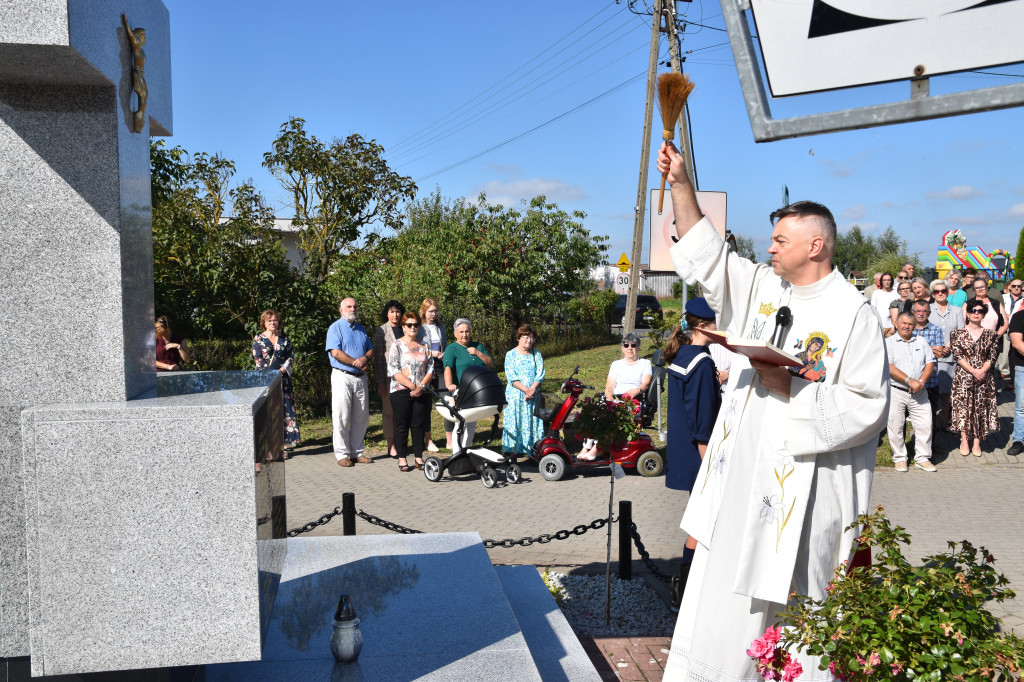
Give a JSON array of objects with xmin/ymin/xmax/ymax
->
[{"xmin": 623, "ymin": 0, "xmax": 663, "ymax": 335}]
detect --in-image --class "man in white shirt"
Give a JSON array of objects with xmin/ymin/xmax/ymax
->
[
  {"xmin": 657, "ymin": 142, "xmax": 889, "ymax": 681},
  {"xmin": 886, "ymin": 312, "xmax": 936, "ymax": 472}
]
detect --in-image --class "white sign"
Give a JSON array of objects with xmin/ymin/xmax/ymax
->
[
  {"xmin": 649, "ymin": 190, "xmax": 727, "ymax": 272},
  {"xmin": 751, "ymin": 0, "xmax": 1024, "ymax": 96},
  {"xmin": 614, "ymin": 271, "xmax": 630, "ymax": 295}
]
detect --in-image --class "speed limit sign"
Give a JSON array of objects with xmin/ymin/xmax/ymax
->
[{"xmin": 614, "ymin": 272, "xmax": 629, "ymax": 294}]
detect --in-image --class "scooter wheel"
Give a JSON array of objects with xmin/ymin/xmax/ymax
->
[
  {"xmin": 539, "ymin": 453, "xmax": 566, "ymax": 482},
  {"xmin": 423, "ymin": 456, "xmax": 443, "ymax": 482},
  {"xmin": 481, "ymin": 467, "xmax": 498, "ymax": 488},
  {"xmin": 636, "ymin": 451, "xmax": 664, "ymax": 477},
  {"xmin": 506, "ymin": 463, "xmax": 521, "ymax": 484}
]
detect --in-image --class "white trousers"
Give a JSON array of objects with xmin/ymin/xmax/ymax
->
[
  {"xmin": 887, "ymin": 387, "xmax": 932, "ymax": 462},
  {"xmin": 332, "ymin": 369, "xmax": 369, "ymax": 461}
]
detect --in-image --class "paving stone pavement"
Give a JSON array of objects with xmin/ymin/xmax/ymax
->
[{"xmin": 285, "ymin": 390, "xmax": 1023, "ymax": 680}]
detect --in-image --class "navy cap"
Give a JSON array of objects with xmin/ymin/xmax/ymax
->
[{"xmin": 685, "ymin": 297, "xmax": 715, "ymax": 320}]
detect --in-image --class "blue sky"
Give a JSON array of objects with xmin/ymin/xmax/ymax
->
[{"xmin": 163, "ymin": 0, "xmax": 1024, "ymax": 270}]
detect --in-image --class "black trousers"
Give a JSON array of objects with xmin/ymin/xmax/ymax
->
[{"xmin": 390, "ymin": 390, "xmax": 432, "ymax": 459}]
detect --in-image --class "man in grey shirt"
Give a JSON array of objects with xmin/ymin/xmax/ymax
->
[{"xmin": 885, "ymin": 312, "xmax": 936, "ymax": 473}]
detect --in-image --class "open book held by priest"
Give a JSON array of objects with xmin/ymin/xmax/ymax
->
[{"xmin": 701, "ymin": 328, "xmax": 800, "ymax": 367}]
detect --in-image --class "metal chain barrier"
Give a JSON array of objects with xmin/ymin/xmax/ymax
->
[
  {"xmin": 630, "ymin": 521, "xmax": 673, "ymax": 583},
  {"xmin": 356, "ymin": 510, "xmax": 423, "ymax": 535},
  {"xmin": 287, "ymin": 506, "xmax": 343, "ymax": 537},
  {"xmin": 288, "ymin": 504, "xmax": 615, "ymax": 549},
  {"xmin": 482, "ymin": 517, "xmax": 615, "ymax": 549}
]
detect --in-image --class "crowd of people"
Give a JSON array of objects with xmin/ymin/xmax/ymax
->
[
  {"xmin": 865, "ymin": 264, "xmax": 1020, "ymax": 470},
  {"xmin": 324, "ymin": 296, "xmax": 558, "ymax": 469}
]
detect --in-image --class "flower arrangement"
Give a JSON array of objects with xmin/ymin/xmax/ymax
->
[
  {"xmin": 747, "ymin": 506, "xmax": 1024, "ymax": 680},
  {"xmin": 572, "ymin": 394, "xmax": 642, "ymax": 448}
]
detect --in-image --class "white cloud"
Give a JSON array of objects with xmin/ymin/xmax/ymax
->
[
  {"xmin": 1009, "ymin": 202, "xmax": 1024, "ymax": 217},
  {"xmin": 476, "ymin": 177, "xmax": 588, "ymax": 207},
  {"xmin": 840, "ymin": 204, "xmax": 867, "ymax": 221},
  {"xmin": 926, "ymin": 185, "xmax": 986, "ymax": 200},
  {"xmin": 880, "ymin": 199, "xmax": 919, "ymax": 209}
]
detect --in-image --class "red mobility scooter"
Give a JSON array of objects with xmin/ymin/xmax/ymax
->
[{"xmin": 528, "ymin": 366, "xmax": 664, "ymax": 481}]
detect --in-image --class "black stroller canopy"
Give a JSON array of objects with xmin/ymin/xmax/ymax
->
[{"xmin": 457, "ymin": 365, "xmax": 507, "ymax": 410}]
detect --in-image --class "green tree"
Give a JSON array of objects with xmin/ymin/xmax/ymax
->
[
  {"xmin": 832, "ymin": 225, "xmax": 912, "ymax": 275},
  {"xmin": 1015, "ymin": 226, "xmax": 1024, "ymax": 281},
  {"xmin": 734, "ymin": 234, "xmax": 757, "ymax": 261},
  {"xmin": 151, "ymin": 141, "xmax": 293, "ymax": 339},
  {"xmin": 262, "ymin": 117, "xmax": 417, "ymax": 288}
]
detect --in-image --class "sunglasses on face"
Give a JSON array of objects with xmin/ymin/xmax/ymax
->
[
  {"xmin": 933, "ymin": 289, "xmax": 948, "ymax": 294},
  {"xmin": 1012, "ymin": 285, "xmax": 1022, "ymax": 289},
  {"xmin": 622, "ymin": 343, "xmax": 638, "ymax": 349},
  {"xmin": 969, "ymin": 309, "xmax": 985, "ymax": 314},
  {"xmin": 404, "ymin": 323, "xmax": 420, "ymax": 328}
]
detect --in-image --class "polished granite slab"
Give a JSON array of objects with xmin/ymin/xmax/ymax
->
[
  {"xmin": 205, "ymin": 534, "xmax": 543, "ymax": 682},
  {"xmin": 494, "ymin": 566, "xmax": 602, "ymax": 682},
  {"xmin": 20, "ymin": 371, "xmax": 285, "ymax": 677}
]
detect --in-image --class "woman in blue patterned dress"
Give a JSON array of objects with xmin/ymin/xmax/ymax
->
[
  {"xmin": 253, "ymin": 309, "xmax": 301, "ymax": 453},
  {"xmin": 502, "ymin": 324, "xmax": 546, "ymax": 459}
]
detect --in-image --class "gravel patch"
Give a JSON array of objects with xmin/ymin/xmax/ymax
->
[{"xmin": 547, "ymin": 571, "xmax": 676, "ymax": 636}]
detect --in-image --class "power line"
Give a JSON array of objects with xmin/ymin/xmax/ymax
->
[
  {"xmin": 393, "ymin": 2, "xmax": 621, "ymax": 148},
  {"xmin": 416, "ymin": 71, "xmax": 647, "ymax": 182},
  {"xmin": 392, "ymin": 25, "xmax": 646, "ymax": 163},
  {"xmin": 398, "ymin": 42, "xmax": 653, "ymax": 168},
  {"xmin": 391, "ymin": 15, "xmax": 643, "ymax": 163}
]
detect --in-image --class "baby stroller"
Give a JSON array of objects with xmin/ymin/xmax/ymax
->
[{"xmin": 423, "ymin": 365, "xmax": 520, "ymax": 488}]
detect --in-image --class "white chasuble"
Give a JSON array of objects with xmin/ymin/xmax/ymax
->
[{"xmin": 665, "ymin": 218, "xmax": 890, "ymax": 682}]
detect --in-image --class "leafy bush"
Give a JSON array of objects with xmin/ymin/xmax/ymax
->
[
  {"xmin": 760, "ymin": 507, "xmax": 1024, "ymax": 680},
  {"xmin": 572, "ymin": 395, "xmax": 642, "ymax": 448}
]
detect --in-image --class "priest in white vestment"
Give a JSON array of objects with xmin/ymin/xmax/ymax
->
[{"xmin": 657, "ymin": 142, "xmax": 890, "ymax": 681}]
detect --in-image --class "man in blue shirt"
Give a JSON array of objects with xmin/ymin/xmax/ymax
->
[{"xmin": 326, "ymin": 297, "xmax": 374, "ymax": 466}]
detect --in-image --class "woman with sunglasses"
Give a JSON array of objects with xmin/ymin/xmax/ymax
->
[
  {"xmin": 387, "ymin": 311, "xmax": 434, "ymax": 472},
  {"xmin": 578, "ymin": 332, "xmax": 652, "ymax": 460},
  {"xmin": 929, "ymin": 280, "xmax": 964, "ymax": 429},
  {"xmin": 888, "ymin": 280, "xmax": 914, "ymax": 331},
  {"xmin": 950, "ymin": 302, "xmax": 999, "ymax": 457},
  {"xmin": 870, "ymin": 272, "xmax": 898, "ymax": 332}
]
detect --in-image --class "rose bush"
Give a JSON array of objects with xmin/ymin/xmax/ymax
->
[{"xmin": 748, "ymin": 506, "xmax": 1024, "ymax": 680}]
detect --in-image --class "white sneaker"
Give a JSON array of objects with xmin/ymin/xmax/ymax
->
[
  {"xmin": 894, "ymin": 461, "xmax": 908, "ymax": 472},
  {"xmin": 915, "ymin": 460, "xmax": 937, "ymax": 473},
  {"xmin": 426, "ymin": 440, "xmax": 439, "ymax": 452}
]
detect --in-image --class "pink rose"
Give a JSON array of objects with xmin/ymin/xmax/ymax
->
[
  {"xmin": 781, "ymin": 657, "xmax": 803, "ymax": 682},
  {"xmin": 746, "ymin": 637, "xmax": 774, "ymax": 660}
]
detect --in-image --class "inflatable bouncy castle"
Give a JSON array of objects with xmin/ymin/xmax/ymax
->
[{"xmin": 936, "ymin": 229, "xmax": 1014, "ymax": 281}]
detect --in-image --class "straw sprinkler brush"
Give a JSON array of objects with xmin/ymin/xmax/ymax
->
[{"xmin": 656, "ymin": 72, "xmax": 695, "ymax": 213}]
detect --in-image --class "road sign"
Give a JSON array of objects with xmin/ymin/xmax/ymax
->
[
  {"xmin": 616, "ymin": 253, "xmax": 631, "ymax": 272},
  {"xmin": 614, "ymin": 272, "xmax": 630, "ymax": 295}
]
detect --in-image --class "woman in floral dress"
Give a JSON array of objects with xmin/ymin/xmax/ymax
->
[
  {"xmin": 502, "ymin": 324, "xmax": 546, "ymax": 458},
  {"xmin": 253, "ymin": 309, "xmax": 301, "ymax": 452},
  {"xmin": 950, "ymin": 301, "xmax": 999, "ymax": 457}
]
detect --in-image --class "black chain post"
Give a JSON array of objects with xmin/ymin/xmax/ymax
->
[
  {"xmin": 342, "ymin": 492, "xmax": 356, "ymax": 536},
  {"xmin": 618, "ymin": 500, "xmax": 632, "ymax": 580}
]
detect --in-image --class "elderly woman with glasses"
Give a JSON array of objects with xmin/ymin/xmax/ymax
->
[
  {"xmin": 929, "ymin": 280, "xmax": 964, "ymax": 429},
  {"xmin": 387, "ymin": 311, "xmax": 434, "ymax": 472},
  {"xmin": 950, "ymin": 302, "xmax": 1000, "ymax": 457},
  {"xmin": 578, "ymin": 332, "xmax": 653, "ymax": 460},
  {"xmin": 442, "ymin": 317, "xmax": 494, "ymax": 449}
]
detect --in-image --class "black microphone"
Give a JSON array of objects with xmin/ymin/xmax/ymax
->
[{"xmin": 770, "ymin": 306, "xmax": 792, "ymax": 348}]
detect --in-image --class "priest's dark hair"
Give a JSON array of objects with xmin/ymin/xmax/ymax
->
[{"xmin": 769, "ymin": 200, "xmax": 836, "ymax": 253}]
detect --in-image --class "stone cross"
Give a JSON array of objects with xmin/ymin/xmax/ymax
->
[{"xmin": 1, "ymin": 0, "xmax": 172, "ymax": 661}]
